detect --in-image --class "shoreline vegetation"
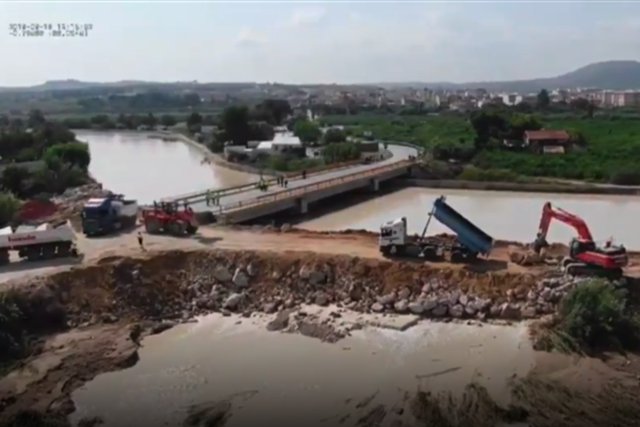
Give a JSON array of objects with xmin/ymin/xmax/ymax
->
[{"xmin": 137, "ymin": 130, "xmax": 640, "ymax": 196}]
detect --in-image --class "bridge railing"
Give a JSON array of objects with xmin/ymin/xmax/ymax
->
[
  {"xmin": 162, "ymin": 157, "xmax": 388, "ymax": 203},
  {"xmin": 214, "ymin": 159, "xmax": 414, "ymax": 216}
]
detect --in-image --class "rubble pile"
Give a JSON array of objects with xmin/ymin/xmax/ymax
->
[
  {"xmin": 45, "ymin": 182, "xmax": 111, "ymax": 226},
  {"xmin": 22, "ymin": 249, "xmax": 596, "ymax": 330}
]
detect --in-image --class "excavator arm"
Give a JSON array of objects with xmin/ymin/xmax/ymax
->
[{"xmin": 537, "ymin": 202, "xmax": 594, "ymax": 242}]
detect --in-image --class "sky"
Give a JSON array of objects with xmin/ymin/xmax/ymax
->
[{"xmin": 0, "ymin": 0, "xmax": 639, "ymax": 86}]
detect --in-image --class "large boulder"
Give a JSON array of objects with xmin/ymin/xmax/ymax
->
[
  {"xmin": 232, "ymin": 268, "xmax": 249, "ymax": 288},
  {"xmin": 213, "ymin": 266, "xmax": 232, "ymax": 283},
  {"xmin": 223, "ymin": 293, "xmax": 243, "ymax": 310}
]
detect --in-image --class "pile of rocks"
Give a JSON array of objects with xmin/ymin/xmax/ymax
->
[{"xmin": 43, "ymin": 250, "xmax": 602, "ymax": 330}]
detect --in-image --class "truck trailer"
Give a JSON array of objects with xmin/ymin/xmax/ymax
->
[
  {"xmin": 379, "ymin": 196, "xmax": 494, "ymax": 262},
  {"xmin": 81, "ymin": 194, "xmax": 138, "ymax": 236},
  {"xmin": 0, "ymin": 220, "xmax": 78, "ymax": 265}
]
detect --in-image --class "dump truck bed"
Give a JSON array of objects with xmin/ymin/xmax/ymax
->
[{"xmin": 432, "ymin": 196, "xmax": 494, "ymax": 255}]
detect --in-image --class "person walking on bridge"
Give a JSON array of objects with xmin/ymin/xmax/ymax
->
[{"xmin": 206, "ymin": 190, "xmax": 211, "ymax": 207}]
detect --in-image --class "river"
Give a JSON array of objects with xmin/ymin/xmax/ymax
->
[
  {"xmin": 75, "ymin": 130, "xmax": 256, "ymax": 204},
  {"xmin": 69, "ymin": 315, "xmax": 534, "ymax": 427},
  {"xmin": 76, "ymin": 131, "xmax": 640, "ymax": 249},
  {"xmin": 298, "ymin": 187, "xmax": 640, "ymax": 249}
]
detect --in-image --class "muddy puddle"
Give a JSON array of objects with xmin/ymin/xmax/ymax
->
[{"xmin": 69, "ymin": 315, "xmax": 535, "ymax": 427}]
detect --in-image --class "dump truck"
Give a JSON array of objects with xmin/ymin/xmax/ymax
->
[
  {"xmin": 379, "ymin": 195, "xmax": 494, "ymax": 262},
  {"xmin": 81, "ymin": 193, "xmax": 138, "ymax": 236},
  {"xmin": 0, "ymin": 220, "xmax": 79, "ymax": 265}
]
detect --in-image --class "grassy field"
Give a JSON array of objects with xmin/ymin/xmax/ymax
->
[
  {"xmin": 321, "ymin": 113, "xmax": 640, "ymax": 183},
  {"xmin": 320, "ymin": 113, "xmax": 475, "ymax": 149},
  {"xmin": 474, "ymin": 117, "xmax": 640, "ymax": 182}
]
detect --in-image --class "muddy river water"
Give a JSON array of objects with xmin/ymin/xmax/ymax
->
[
  {"xmin": 75, "ymin": 130, "xmax": 255, "ymax": 204},
  {"xmin": 70, "ymin": 315, "xmax": 534, "ymax": 427},
  {"xmin": 298, "ymin": 187, "xmax": 640, "ymax": 249}
]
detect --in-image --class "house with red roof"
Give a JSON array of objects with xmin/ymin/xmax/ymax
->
[{"xmin": 523, "ymin": 130, "xmax": 571, "ymax": 154}]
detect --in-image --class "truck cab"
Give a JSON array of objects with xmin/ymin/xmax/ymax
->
[
  {"xmin": 379, "ymin": 217, "xmax": 409, "ymax": 255},
  {"xmin": 82, "ymin": 198, "xmax": 117, "ymax": 236},
  {"xmin": 81, "ymin": 195, "xmax": 138, "ymax": 236}
]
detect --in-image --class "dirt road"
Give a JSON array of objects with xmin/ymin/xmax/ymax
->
[
  {"xmin": 3, "ymin": 224, "xmax": 640, "ymax": 287},
  {"xmin": 0, "ymin": 225, "xmax": 545, "ymax": 287}
]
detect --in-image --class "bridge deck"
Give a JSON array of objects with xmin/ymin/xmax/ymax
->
[
  {"xmin": 212, "ymin": 159, "xmax": 415, "ymax": 222},
  {"xmin": 169, "ymin": 144, "xmax": 417, "ymax": 213}
]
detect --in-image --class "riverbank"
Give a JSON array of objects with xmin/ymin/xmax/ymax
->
[
  {"xmin": 2, "ymin": 245, "xmax": 640, "ymax": 426},
  {"xmin": 404, "ymin": 178, "xmax": 640, "ymax": 196}
]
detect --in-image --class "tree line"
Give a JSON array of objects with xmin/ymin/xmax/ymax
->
[{"xmin": 0, "ymin": 111, "xmax": 91, "ymax": 225}]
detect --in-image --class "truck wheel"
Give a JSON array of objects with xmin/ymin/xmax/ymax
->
[
  {"xmin": 145, "ymin": 219, "xmax": 161, "ymax": 234},
  {"xmin": 168, "ymin": 221, "xmax": 186, "ymax": 236},
  {"xmin": 389, "ymin": 245, "xmax": 398, "ymax": 256},
  {"xmin": 186, "ymin": 224, "xmax": 198, "ymax": 235},
  {"xmin": 0, "ymin": 250, "xmax": 9, "ymax": 265}
]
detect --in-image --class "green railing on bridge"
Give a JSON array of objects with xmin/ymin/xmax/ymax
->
[
  {"xmin": 162, "ymin": 158, "xmax": 386, "ymax": 204},
  {"xmin": 213, "ymin": 159, "xmax": 415, "ymax": 220}
]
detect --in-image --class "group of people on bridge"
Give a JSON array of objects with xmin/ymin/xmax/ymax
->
[{"xmin": 205, "ymin": 191, "xmax": 221, "ymax": 206}]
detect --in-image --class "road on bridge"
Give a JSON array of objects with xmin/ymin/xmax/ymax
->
[{"xmin": 182, "ymin": 143, "xmax": 419, "ymax": 214}]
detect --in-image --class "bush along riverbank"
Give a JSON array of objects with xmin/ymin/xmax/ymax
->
[{"xmin": 0, "ymin": 111, "xmax": 98, "ymax": 226}]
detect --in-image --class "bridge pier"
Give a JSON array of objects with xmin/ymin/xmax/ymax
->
[
  {"xmin": 370, "ymin": 178, "xmax": 380, "ymax": 192},
  {"xmin": 299, "ymin": 198, "xmax": 308, "ymax": 214}
]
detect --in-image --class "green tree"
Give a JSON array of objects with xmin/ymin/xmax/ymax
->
[
  {"xmin": 44, "ymin": 142, "xmax": 91, "ymax": 171},
  {"xmin": 160, "ymin": 114, "xmax": 177, "ymax": 127},
  {"xmin": 248, "ymin": 121, "xmax": 274, "ymax": 141},
  {"xmin": 253, "ymin": 99, "xmax": 292, "ymax": 125},
  {"xmin": 187, "ymin": 112, "xmax": 203, "ymax": 131},
  {"xmin": 509, "ymin": 113, "xmax": 542, "ymax": 139},
  {"xmin": 322, "ymin": 128, "xmax": 347, "ymax": 145},
  {"xmin": 142, "ymin": 113, "xmax": 158, "ymax": 128},
  {"xmin": 221, "ymin": 106, "xmax": 250, "ymax": 145},
  {"xmin": 1, "ymin": 166, "xmax": 30, "ymax": 197},
  {"xmin": 293, "ymin": 120, "xmax": 322, "ymax": 144},
  {"xmin": 0, "ymin": 192, "xmax": 20, "ymax": 226},
  {"xmin": 27, "ymin": 109, "xmax": 46, "ymax": 128},
  {"xmin": 470, "ymin": 110, "xmax": 509, "ymax": 150},
  {"xmin": 323, "ymin": 142, "xmax": 360, "ymax": 164},
  {"xmin": 536, "ymin": 89, "xmax": 551, "ymax": 109}
]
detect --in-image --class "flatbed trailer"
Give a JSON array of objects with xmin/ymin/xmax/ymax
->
[{"xmin": 379, "ymin": 196, "xmax": 494, "ymax": 262}]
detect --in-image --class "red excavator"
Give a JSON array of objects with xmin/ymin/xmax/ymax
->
[
  {"xmin": 533, "ymin": 202, "xmax": 627, "ymax": 278},
  {"xmin": 141, "ymin": 202, "xmax": 198, "ymax": 236}
]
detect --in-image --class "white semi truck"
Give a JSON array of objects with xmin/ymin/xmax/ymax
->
[{"xmin": 0, "ymin": 220, "xmax": 78, "ymax": 265}]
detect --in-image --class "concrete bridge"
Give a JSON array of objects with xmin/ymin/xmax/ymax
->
[{"xmin": 161, "ymin": 144, "xmax": 419, "ymax": 224}]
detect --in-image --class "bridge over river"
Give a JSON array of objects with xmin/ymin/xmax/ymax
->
[{"xmin": 160, "ymin": 144, "xmax": 419, "ymax": 224}]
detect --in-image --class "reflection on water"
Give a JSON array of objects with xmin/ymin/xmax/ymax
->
[
  {"xmin": 70, "ymin": 315, "xmax": 534, "ymax": 427},
  {"xmin": 76, "ymin": 131, "xmax": 256, "ymax": 204},
  {"xmin": 299, "ymin": 187, "xmax": 640, "ymax": 249}
]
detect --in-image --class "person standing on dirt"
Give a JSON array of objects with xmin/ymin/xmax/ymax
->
[{"xmin": 137, "ymin": 231, "xmax": 145, "ymax": 251}]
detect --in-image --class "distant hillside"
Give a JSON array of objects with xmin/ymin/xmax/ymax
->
[{"xmin": 424, "ymin": 60, "xmax": 640, "ymax": 92}]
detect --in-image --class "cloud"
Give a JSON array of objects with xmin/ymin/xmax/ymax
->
[
  {"xmin": 288, "ymin": 6, "xmax": 326, "ymax": 28},
  {"xmin": 235, "ymin": 27, "xmax": 267, "ymax": 48}
]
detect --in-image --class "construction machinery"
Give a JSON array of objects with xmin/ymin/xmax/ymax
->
[
  {"xmin": 533, "ymin": 202, "xmax": 628, "ymax": 278},
  {"xmin": 379, "ymin": 195, "xmax": 494, "ymax": 262},
  {"xmin": 0, "ymin": 220, "xmax": 79, "ymax": 265},
  {"xmin": 141, "ymin": 202, "xmax": 198, "ymax": 236},
  {"xmin": 81, "ymin": 193, "xmax": 138, "ymax": 236}
]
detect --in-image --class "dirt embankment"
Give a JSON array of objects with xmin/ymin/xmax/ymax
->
[
  {"xmin": 7, "ymin": 248, "xmax": 579, "ymax": 332},
  {"xmin": 2, "ymin": 248, "xmax": 640, "ymax": 425}
]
